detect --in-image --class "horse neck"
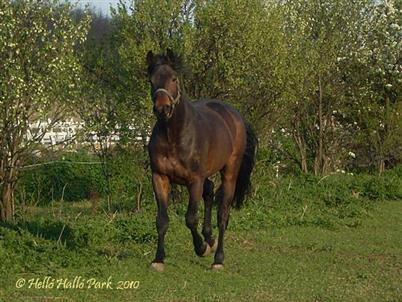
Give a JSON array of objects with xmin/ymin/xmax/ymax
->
[{"xmin": 165, "ymin": 97, "xmax": 195, "ymax": 144}]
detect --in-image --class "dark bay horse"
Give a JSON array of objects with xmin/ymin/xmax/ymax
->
[{"xmin": 146, "ymin": 49, "xmax": 257, "ymax": 271}]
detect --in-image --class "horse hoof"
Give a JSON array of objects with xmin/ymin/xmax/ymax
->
[
  {"xmin": 150, "ymin": 262, "xmax": 164, "ymax": 272},
  {"xmin": 201, "ymin": 242, "xmax": 211, "ymax": 257},
  {"xmin": 211, "ymin": 263, "xmax": 224, "ymax": 271},
  {"xmin": 210, "ymin": 240, "xmax": 218, "ymax": 252}
]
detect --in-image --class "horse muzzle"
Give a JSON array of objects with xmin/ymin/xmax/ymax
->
[{"xmin": 154, "ymin": 104, "xmax": 174, "ymax": 121}]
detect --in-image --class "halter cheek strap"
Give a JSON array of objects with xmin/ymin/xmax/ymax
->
[{"xmin": 153, "ymin": 80, "xmax": 181, "ymax": 105}]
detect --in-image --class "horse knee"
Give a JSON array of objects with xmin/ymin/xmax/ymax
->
[
  {"xmin": 185, "ymin": 212, "xmax": 197, "ymax": 229},
  {"xmin": 217, "ymin": 204, "xmax": 230, "ymax": 227},
  {"xmin": 218, "ymin": 216, "xmax": 229, "ymax": 229},
  {"xmin": 156, "ymin": 214, "xmax": 169, "ymax": 234},
  {"xmin": 203, "ymin": 179, "xmax": 214, "ymax": 200}
]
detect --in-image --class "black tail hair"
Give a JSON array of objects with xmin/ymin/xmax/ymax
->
[{"xmin": 232, "ymin": 122, "xmax": 257, "ymax": 208}]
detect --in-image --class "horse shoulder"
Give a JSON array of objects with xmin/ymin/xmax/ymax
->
[{"xmin": 148, "ymin": 126, "xmax": 169, "ymax": 172}]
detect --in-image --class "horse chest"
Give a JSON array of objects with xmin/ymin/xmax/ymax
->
[{"xmin": 154, "ymin": 151, "xmax": 200, "ymax": 184}]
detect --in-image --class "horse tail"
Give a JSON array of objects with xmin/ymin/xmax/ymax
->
[{"xmin": 232, "ymin": 122, "xmax": 257, "ymax": 209}]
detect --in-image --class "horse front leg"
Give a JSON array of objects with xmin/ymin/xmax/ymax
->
[
  {"xmin": 151, "ymin": 173, "xmax": 170, "ymax": 272},
  {"xmin": 202, "ymin": 179, "xmax": 217, "ymax": 251},
  {"xmin": 186, "ymin": 178, "xmax": 211, "ymax": 257}
]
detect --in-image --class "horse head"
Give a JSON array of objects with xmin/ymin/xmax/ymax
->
[{"xmin": 146, "ymin": 49, "xmax": 182, "ymax": 121}]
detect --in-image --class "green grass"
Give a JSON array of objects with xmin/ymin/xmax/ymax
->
[
  {"xmin": 1, "ymin": 170, "xmax": 401, "ymax": 301},
  {"xmin": 0, "ymin": 199, "xmax": 401, "ymax": 301}
]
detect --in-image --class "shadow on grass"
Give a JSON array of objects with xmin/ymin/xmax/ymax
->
[{"xmin": 0, "ymin": 220, "xmax": 80, "ymax": 248}]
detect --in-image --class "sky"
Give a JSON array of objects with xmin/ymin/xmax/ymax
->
[{"xmin": 75, "ymin": 0, "xmax": 121, "ymax": 15}]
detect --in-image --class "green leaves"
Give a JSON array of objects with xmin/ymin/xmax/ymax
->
[
  {"xmin": 89, "ymin": 0, "xmax": 400, "ymax": 174},
  {"xmin": 0, "ymin": 0, "xmax": 90, "ymax": 220},
  {"xmin": 0, "ymin": 0, "xmax": 90, "ymax": 130}
]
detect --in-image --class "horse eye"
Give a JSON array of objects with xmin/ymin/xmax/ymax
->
[{"xmin": 172, "ymin": 78, "xmax": 177, "ymax": 82}]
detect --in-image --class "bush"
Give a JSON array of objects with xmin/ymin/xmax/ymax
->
[
  {"xmin": 230, "ymin": 164, "xmax": 402, "ymax": 231},
  {"xmin": 18, "ymin": 150, "xmax": 106, "ymax": 204},
  {"xmin": 17, "ymin": 148, "xmax": 154, "ymax": 206},
  {"xmin": 106, "ymin": 147, "xmax": 153, "ymax": 209}
]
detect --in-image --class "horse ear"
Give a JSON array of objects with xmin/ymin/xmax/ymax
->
[
  {"xmin": 166, "ymin": 48, "xmax": 175, "ymax": 64},
  {"xmin": 146, "ymin": 50, "xmax": 155, "ymax": 66}
]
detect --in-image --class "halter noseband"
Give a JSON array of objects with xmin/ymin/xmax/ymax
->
[{"xmin": 153, "ymin": 79, "xmax": 181, "ymax": 106}]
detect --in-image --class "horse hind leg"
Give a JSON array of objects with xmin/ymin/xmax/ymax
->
[
  {"xmin": 214, "ymin": 184, "xmax": 230, "ymax": 229},
  {"xmin": 186, "ymin": 179, "xmax": 211, "ymax": 257},
  {"xmin": 212, "ymin": 162, "xmax": 240, "ymax": 270},
  {"xmin": 202, "ymin": 179, "xmax": 217, "ymax": 253}
]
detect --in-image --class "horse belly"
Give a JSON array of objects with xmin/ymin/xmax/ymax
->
[
  {"xmin": 205, "ymin": 129, "xmax": 233, "ymax": 175},
  {"xmin": 197, "ymin": 101, "xmax": 242, "ymax": 175}
]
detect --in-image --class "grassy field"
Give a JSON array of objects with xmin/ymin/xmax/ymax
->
[{"xmin": 0, "ymin": 172, "xmax": 401, "ymax": 301}]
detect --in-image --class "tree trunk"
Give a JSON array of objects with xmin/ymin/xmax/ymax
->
[
  {"xmin": 0, "ymin": 154, "xmax": 17, "ymax": 221},
  {"xmin": 315, "ymin": 74, "xmax": 324, "ymax": 176},
  {"xmin": 379, "ymin": 158, "xmax": 385, "ymax": 176},
  {"xmin": 378, "ymin": 94, "xmax": 390, "ymax": 176},
  {"xmin": 1, "ymin": 180, "xmax": 14, "ymax": 222},
  {"xmin": 301, "ymin": 151, "xmax": 308, "ymax": 174},
  {"xmin": 294, "ymin": 130, "xmax": 308, "ymax": 173},
  {"xmin": 102, "ymin": 158, "xmax": 112, "ymax": 213}
]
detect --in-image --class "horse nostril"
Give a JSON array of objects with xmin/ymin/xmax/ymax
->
[
  {"xmin": 163, "ymin": 105, "xmax": 171, "ymax": 115},
  {"xmin": 153, "ymin": 104, "xmax": 172, "ymax": 119}
]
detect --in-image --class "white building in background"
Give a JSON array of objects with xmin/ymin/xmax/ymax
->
[
  {"xmin": 28, "ymin": 118, "xmax": 84, "ymax": 146},
  {"xmin": 27, "ymin": 119, "xmax": 148, "ymax": 147}
]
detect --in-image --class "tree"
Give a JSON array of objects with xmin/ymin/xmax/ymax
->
[
  {"xmin": 278, "ymin": 0, "xmax": 371, "ymax": 175},
  {"xmin": 0, "ymin": 0, "xmax": 90, "ymax": 221},
  {"xmin": 345, "ymin": 0, "xmax": 402, "ymax": 173},
  {"xmin": 185, "ymin": 0, "xmax": 288, "ymax": 135},
  {"xmin": 74, "ymin": 10, "xmax": 119, "ymax": 211},
  {"xmin": 85, "ymin": 0, "xmax": 401, "ymax": 178},
  {"xmin": 112, "ymin": 0, "xmax": 288, "ymax": 137},
  {"xmin": 111, "ymin": 0, "xmax": 193, "ymax": 139}
]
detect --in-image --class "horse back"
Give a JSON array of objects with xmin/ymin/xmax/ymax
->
[
  {"xmin": 194, "ymin": 99, "xmax": 247, "ymax": 162},
  {"xmin": 194, "ymin": 99, "xmax": 245, "ymax": 143}
]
